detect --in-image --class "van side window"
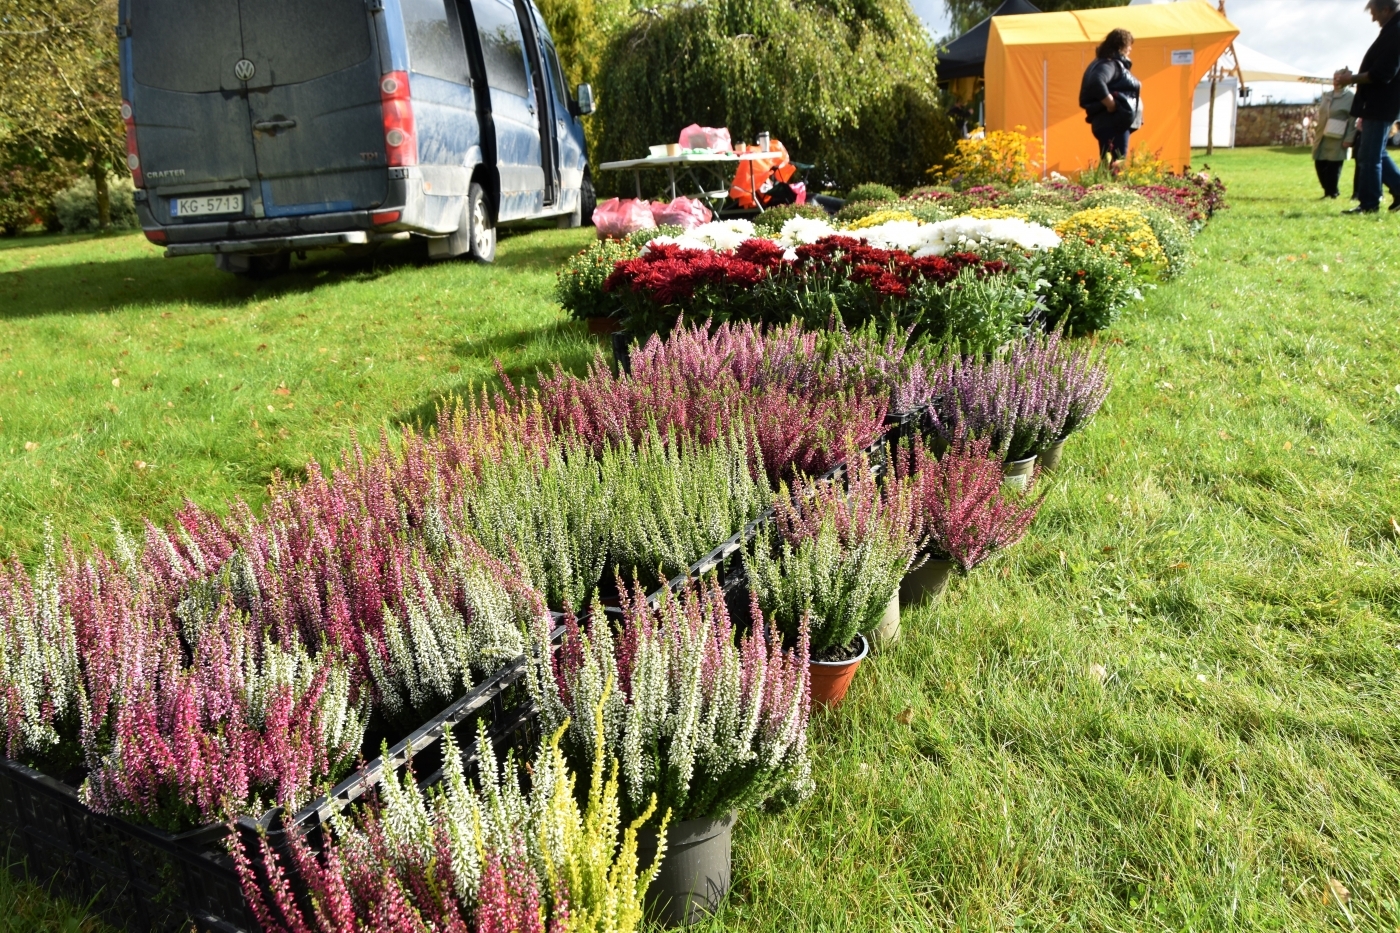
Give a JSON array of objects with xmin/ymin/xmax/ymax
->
[
  {"xmin": 472, "ymin": 0, "xmax": 530, "ymax": 99},
  {"xmin": 544, "ymin": 42, "xmax": 570, "ymax": 114},
  {"xmin": 402, "ymin": 0, "xmax": 471, "ymax": 84}
]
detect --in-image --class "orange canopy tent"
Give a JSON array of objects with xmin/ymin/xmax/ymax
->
[{"xmin": 984, "ymin": 0, "xmax": 1238, "ymax": 174}]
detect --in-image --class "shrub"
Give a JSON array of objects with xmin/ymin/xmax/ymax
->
[
  {"xmin": 1055, "ymin": 207, "xmax": 1167, "ymax": 276},
  {"xmin": 592, "ymin": 0, "xmax": 955, "ymax": 192},
  {"xmin": 753, "ymin": 203, "xmax": 830, "ymax": 235},
  {"xmin": 845, "ymin": 183, "xmax": 900, "ymax": 203},
  {"xmin": 1035, "ymin": 234, "xmax": 1140, "ymax": 334},
  {"xmin": 532, "ymin": 582, "xmax": 813, "ymax": 823},
  {"xmin": 235, "ymin": 719, "xmax": 660, "ymax": 933},
  {"xmin": 746, "ymin": 457, "xmax": 918, "ymax": 656},
  {"xmin": 929, "ymin": 129, "xmax": 1041, "ymax": 189},
  {"xmin": 893, "ymin": 435, "xmax": 1041, "ymax": 572},
  {"xmin": 0, "ymin": 162, "xmax": 74, "ymax": 234},
  {"xmin": 54, "ymin": 175, "xmax": 138, "ymax": 233},
  {"xmin": 603, "ymin": 428, "xmax": 772, "ymax": 589},
  {"xmin": 834, "ymin": 199, "xmax": 899, "ymax": 226}
]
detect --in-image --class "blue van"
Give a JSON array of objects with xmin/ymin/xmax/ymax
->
[{"xmin": 117, "ymin": 0, "xmax": 596, "ymax": 275}]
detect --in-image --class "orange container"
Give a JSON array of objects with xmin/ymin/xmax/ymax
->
[{"xmin": 807, "ymin": 633, "xmax": 870, "ymax": 708}]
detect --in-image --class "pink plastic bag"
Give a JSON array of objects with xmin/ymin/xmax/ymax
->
[
  {"xmin": 790, "ymin": 182, "xmax": 807, "ymax": 206},
  {"xmin": 592, "ymin": 198, "xmax": 656, "ymax": 239},
  {"xmin": 678, "ymin": 123, "xmax": 732, "ymax": 152},
  {"xmin": 651, "ymin": 196, "xmax": 713, "ymax": 230}
]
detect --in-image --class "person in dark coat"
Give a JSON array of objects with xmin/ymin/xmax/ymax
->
[
  {"xmin": 1335, "ymin": 0, "xmax": 1400, "ymax": 213},
  {"xmin": 1079, "ymin": 28, "xmax": 1141, "ymax": 165}
]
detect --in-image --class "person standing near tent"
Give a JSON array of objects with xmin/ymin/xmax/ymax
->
[
  {"xmin": 1079, "ymin": 28, "xmax": 1142, "ymax": 165},
  {"xmin": 1312, "ymin": 80, "xmax": 1357, "ymax": 200},
  {"xmin": 1334, "ymin": 0, "xmax": 1400, "ymax": 213}
]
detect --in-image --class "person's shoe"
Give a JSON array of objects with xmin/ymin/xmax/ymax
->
[
  {"xmin": 1343, "ymin": 206, "xmax": 1379, "ymax": 214},
  {"xmin": 1389, "ymin": 198, "xmax": 1400, "ymax": 211}
]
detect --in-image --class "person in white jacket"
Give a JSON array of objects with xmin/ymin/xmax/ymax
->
[{"xmin": 1313, "ymin": 83, "xmax": 1358, "ymax": 199}]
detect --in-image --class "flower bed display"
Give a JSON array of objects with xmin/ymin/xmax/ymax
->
[{"xmin": 0, "ymin": 308, "xmax": 1136, "ymax": 930}]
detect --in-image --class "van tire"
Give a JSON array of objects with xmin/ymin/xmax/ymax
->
[
  {"xmin": 466, "ymin": 182, "xmax": 495, "ymax": 263},
  {"xmin": 580, "ymin": 170, "xmax": 596, "ymax": 227}
]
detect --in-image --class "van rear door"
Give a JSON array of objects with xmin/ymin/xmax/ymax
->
[
  {"xmin": 128, "ymin": 0, "xmax": 260, "ymax": 207},
  {"xmin": 128, "ymin": 0, "xmax": 384, "ymax": 224},
  {"xmin": 239, "ymin": 0, "xmax": 386, "ymax": 216},
  {"xmin": 471, "ymin": 0, "xmax": 544, "ymax": 221}
]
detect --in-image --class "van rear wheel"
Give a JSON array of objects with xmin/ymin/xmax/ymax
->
[{"xmin": 466, "ymin": 182, "xmax": 495, "ymax": 263}]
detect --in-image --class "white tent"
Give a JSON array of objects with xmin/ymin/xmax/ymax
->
[
  {"xmin": 1227, "ymin": 42, "xmax": 1330, "ymax": 85},
  {"xmin": 1192, "ymin": 76, "xmax": 1237, "ymax": 147}
]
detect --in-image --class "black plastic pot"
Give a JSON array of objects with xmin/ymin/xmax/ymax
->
[
  {"xmin": 610, "ymin": 330, "xmax": 634, "ymax": 375},
  {"xmin": 636, "ymin": 811, "xmax": 736, "ymax": 927},
  {"xmin": 900, "ymin": 557, "xmax": 954, "ymax": 607}
]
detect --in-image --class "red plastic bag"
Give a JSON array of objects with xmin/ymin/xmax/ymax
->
[
  {"xmin": 651, "ymin": 196, "xmax": 713, "ymax": 230},
  {"xmin": 592, "ymin": 198, "xmax": 656, "ymax": 239},
  {"xmin": 678, "ymin": 123, "xmax": 732, "ymax": 152}
]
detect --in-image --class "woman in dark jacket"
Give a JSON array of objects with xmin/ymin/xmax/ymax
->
[{"xmin": 1079, "ymin": 28, "xmax": 1141, "ymax": 164}]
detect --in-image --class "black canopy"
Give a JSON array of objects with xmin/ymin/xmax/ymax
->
[{"xmin": 936, "ymin": 0, "xmax": 1042, "ymax": 82}]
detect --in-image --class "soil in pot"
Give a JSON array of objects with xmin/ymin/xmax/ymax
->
[
  {"xmin": 900, "ymin": 556, "xmax": 954, "ymax": 607},
  {"xmin": 1002, "ymin": 454, "xmax": 1036, "ymax": 493},
  {"xmin": 1038, "ymin": 438, "xmax": 1066, "ymax": 473},
  {"xmin": 808, "ymin": 633, "xmax": 870, "ymax": 707},
  {"xmin": 870, "ymin": 591, "xmax": 901, "ymax": 648},
  {"xmin": 636, "ymin": 811, "xmax": 737, "ymax": 927}
]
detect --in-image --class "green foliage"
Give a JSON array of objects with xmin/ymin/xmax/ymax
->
[
  {"xmin": 753, "ymin": 203, "xmax": 831, "ymax": 235},
  {"xmin": 0, "ymin": 161, "xmax": 73, "ymax": 234},
  {"xmin": 603, "ymin": 429, "xmax": 772, "ymax": 590},
  {"xmin": 912, "ymin": 267, "xmax": 1034, "ymax": 351},
  {"xmin": 845, "ymin": 183, "xmax": 900, "ymax": 203},
  {"xmin": 942, "ymin": 0, "xmax": 1128, "ymax": 37},
  {"xmin": 1034, "ymin": 233, "xmax": 1139, "ymax": 334},
  {"xmin": 593, "ymin": 0, "xmax": 955, "ymax": 193},
  {"xmin": 1140, "ymin": 205, "xmax": 1192, "ymax": 279},
  {"xmin": 54, "ymin": 175, "xmax": 137, "ymax": 233}
]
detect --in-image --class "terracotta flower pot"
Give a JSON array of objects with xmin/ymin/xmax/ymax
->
[
  {"xmin": 870, "ymin": 591, "xmax": 901, "ymax": 648},
  {"xmin": 1002, "ymin": 454, "xmax": 1036, "ymax": 493},
  {"xmin": 900, "ymin": 556, "xmax": 954, "ymax": 607},
  {"xmin": 586, "ymin": 315, "xmax": 622, "ymax": 336},
  {"xmin": 808, "ymin": 633, "xmax": 870, "ymax": 708},
  {"xmin": 636, "ymin": 811, "xmax": 736, "ymax": 927},
  {"xmin": 1038, "ymin": 438, "xmax": 1066, "ymax": 473}
]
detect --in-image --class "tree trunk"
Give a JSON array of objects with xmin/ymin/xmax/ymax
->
[
  {"xmin": 92, "ymin": 158, "xmax": 111, "ymax": 230},
  {"xmin": 1206, "ymin": 74, "xmax": 1218, "ymax": 156}
]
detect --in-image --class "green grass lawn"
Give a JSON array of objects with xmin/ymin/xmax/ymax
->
[{"xmin": 4, "ymin": 147, "xmax": 1399, "ymax": 931}]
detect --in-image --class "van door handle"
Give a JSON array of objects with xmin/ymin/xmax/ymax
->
[{"xmin": 253, "ymin": 118, "xmax": 297, "ymax": 131}]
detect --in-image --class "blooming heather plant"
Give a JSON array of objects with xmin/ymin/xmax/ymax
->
[
  {"xmin": 530, "ymin": 582, "xmax": 812, "ymax": 823},
  {"xmin": 467, "ymin": 436, "xmax": 610, "ymax": 612},
  {"xmin": 235, "ymin": 717, "xmax": 661, "ymax": 933},
  {"xmin": 745, "ymin": 456, "xmax": 920, "ymax": 657},
  {"xmin": 894, "ymin": 435, "xmax": 1042, "ymax": 573},
  {"xmin": 603, "ymin": 429, "xmax": 772, "ymax": 590}
]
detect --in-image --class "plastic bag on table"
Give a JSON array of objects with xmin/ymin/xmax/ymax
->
[
  {"xmin": 593, "ymin": 198, "xmax": 656, "ymax": 239},
  {"xmin": 729, "ymin": 141, "xmax": 796, "ymax": 209},
  {"xmin": 678, "ymin": 124, "xmax": 733, "ymax": 152},
  {"xmin": 651, "ymin": 195, "xmax": 713, "ymax": 230}
]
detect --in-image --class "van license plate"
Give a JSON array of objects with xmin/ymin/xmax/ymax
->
[{"xmin": 170, "ymin": 193, "xmax": 243, "ymax": 217}]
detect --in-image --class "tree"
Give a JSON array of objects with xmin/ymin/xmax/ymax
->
[
  {"xmin": 0, "ymin": 0, "xmax": 124, "ymax": 231},
  {"xmin": 593, "ymin": 0, "xmax": 956, "ymax": 193},
  {"xmin": 943, "ymin": 0, "xmax": 1128, "ymax": 38}
]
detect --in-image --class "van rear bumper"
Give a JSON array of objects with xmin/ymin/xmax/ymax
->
[{"xmin": 164, "ymin": 230, "xmax": 376, "ymax": 257}]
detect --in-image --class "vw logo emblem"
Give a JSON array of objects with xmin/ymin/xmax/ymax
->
[{"xmin": 233, "ymin": 59, "xmax": 256, "ymax": 81}]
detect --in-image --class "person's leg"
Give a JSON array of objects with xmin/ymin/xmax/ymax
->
[
  {"xmin": 1382, "ymin": 145, "xmax": 1400, "ymax": 206},
  {"xmin": 1354, "ymin": 118, "xmax": 1384, "ymax": 211},
  {"xmin": 1113, "ymin": 130, "xmax": 1131, "ymax": 160},
  {"xmin": 1316, "ymin": 160, "xmax": 1342, "ymax": 197}
]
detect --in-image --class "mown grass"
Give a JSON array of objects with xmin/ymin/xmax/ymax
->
[
  {"xmin": 0, "ymin": 224, "xmax": 595, "ymax": 561},
  {"xmin": 3, "ymin": 148, "xmax": 1398, "ymax": 931}
]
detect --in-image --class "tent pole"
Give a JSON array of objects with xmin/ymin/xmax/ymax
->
[
  {"xmin": 1207, "ymin": 68, "xmax": 1218, "ymax": 155},
  {"xmin": 1042, "ymin": 58, "xmax": 1048, "ymax": 178}
]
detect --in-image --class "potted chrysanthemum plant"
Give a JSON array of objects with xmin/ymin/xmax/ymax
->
[
  {"xmin": 744, "ymin": 454, "xmax": 921, "ymax": 704},
  {"xmin": 527, "ymin": 582, "xmax": 811, "ymax": 926}
]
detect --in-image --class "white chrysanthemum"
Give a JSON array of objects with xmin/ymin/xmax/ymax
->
[
  {"xmin": 688, "ymin": 218, "xmax": 756, "ymax": 252},
  {"xmin": 850, "ymin": 220, "xmax": 926, "ymax": 253},
  {"xmin": 776, "ymin": 215, "xmax": 836, "ymax": 246},
  {"xmin": 642, "ymin": 234, "xmax": 712, "ymax": 254},
  {"xmin": 910, "ymin": 216, "xmax": 1061, "ymax": 258}
]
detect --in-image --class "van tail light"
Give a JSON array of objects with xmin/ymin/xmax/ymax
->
[
  {"xmin": 379, "ymin": 72, "xmax": 417, "ymax": 167},
  {"xmin": 371, "ymin": 210, "xmax": 401, "ymax": 225},
  {"xmin": 121, "ymin": 100, "xmax": 144, "ymax": 188},
  {"xmin": 144, "ymin": 229, "xmax": 167, "ymax": 244}
]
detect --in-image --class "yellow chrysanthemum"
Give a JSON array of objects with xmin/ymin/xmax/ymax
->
[
  {"xmin": 967, "ymin": 206, "xmax": 1029, "ymax": 220},
  {"xmin": 1055, "ymin": 207, "xmax": 1166, "ymax": 273},
  {"xmin": 845, "ymin": 209, "xmax": 919, "ymax": 229}
]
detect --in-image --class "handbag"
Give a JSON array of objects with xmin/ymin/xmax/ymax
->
[{"xmin": 1324, "ymin": 117, "xmax": 1349, "ymax": 138}]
